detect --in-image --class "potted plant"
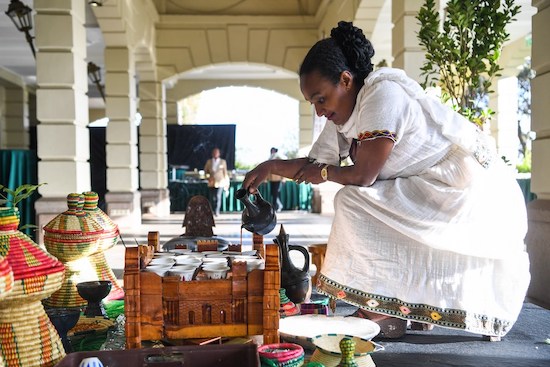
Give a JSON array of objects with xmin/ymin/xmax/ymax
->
[
  {"xmin": 0, "ymin": 183, "xmax": 45, "ymax": 231},
  {"xmin": 416, "ymin": 0, "xmax": 520, "ymax": 127}
]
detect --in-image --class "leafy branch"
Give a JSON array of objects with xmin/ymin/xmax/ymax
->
[
  {"xmin": 416, "ymin": 0, "xmax": 520, "ymax": 127},
  {"xmin": 0, "ymin": 183, "xmax": 45, "ymax": 207}
]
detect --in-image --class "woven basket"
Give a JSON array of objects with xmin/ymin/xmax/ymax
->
[
  {"xmin": 43, "ymin": 261, "xmax": 96, "ymax": 308},
  {"xmin": 0, "ymin": 207, "xmax": 65, "ymax": 303},
  {"xmin": 0, "ymin": 255, "xmax": 13, "ymax": 300},
  {"xmin": 258, "ymin": 343, "xmax": 305, "ymax": 367},
  {"xmin": 44, "ymin": 194, "xmax": 103, "ymax": 262},
  {"xmin": 0, "ymin": 300, "xmax": 65, "ymax": 367},
  {"xmin": 82, "ymin": 191, "xmax": 120, "ymax": 251}
]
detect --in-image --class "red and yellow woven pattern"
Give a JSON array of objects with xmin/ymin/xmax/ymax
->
[
  {"xmin": 0, "ymin": 256, "xmax": 13, "ymax": 302},
  {"xmin": 0, "ymin": 301, "xmax": 65, "ymax": 367},
  {"xmin": 0, "ymin": 206, "xmax": 66, "ymax": 366}
]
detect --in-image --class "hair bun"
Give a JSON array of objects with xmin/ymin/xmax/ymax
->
[{"xmin": 331, "ymin": 21, "xmax": 374, "ymax": 59}]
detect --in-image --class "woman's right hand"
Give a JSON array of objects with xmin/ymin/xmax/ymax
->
[{"xmin": 242, "ymin": 161, "xmax": 272, "ymax": 193}]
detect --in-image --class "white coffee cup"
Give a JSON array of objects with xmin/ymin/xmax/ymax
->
[{"xmin": 79, "ymin": 357, "xmax": 104, "ymax": 367}]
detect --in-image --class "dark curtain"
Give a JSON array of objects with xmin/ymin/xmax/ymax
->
[
  {"xmin": 167, "ymin": 124, "xmax": 236, "ymax": 170},
  {"xmin": 0, "ymin": 149, "xmax": 38, "ymax": 239},
  {"xmin": 89, "ymin": 127, "xmax": 107, "ymax": 211}
]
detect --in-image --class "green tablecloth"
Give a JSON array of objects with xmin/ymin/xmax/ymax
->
[{"xmin": 168, "ymin": 180, "xmax": 313, "ymax": 213}]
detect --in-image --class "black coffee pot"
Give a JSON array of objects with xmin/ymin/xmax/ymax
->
[
  {"xmin": 235, "ymin": 188, "xmax": 277, "ymax": 235},
  {"xmin": 273, "ymin": 225, "xmax": 311, "ymax": 304}
]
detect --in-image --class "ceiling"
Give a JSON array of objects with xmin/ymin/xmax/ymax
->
[
  {"xmin": 0, "ymin": 0, "xmax": 535, "ymax": 106},
  {"xmin": 151, "ymin": 0, "xmax": 325, "ymax": 16}
]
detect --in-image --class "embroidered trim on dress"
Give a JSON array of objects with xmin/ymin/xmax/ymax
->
[
  {"xmin": 317, "ymin": 274, "xmax": 511, "ymax": 337},
  {"xmin": 357, "ymin": 130, "xmax": 397, "ymax": 142}
]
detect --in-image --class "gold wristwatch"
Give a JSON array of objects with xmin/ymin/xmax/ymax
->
[{"xmin": 320, "ymin": 164, "xmax": 329, "ymax": 181}]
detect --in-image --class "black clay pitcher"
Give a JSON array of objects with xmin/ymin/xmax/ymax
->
[
  {"xmin": 273, "ymin": 225, "xmax": 311, "ymax": 304},
  {"xmin": 235, "ymin": 188, "xmax": 277, "ymax": 235}
]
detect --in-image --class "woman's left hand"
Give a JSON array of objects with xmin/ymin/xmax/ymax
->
[{"xmin": 293, "ymin": 162, "xmax": 324, "ymax": 184}]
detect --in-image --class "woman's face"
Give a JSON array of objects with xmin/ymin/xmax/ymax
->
[{"xmin": 300, "ymin": 70, "xmax": 357, "ymax": 125}]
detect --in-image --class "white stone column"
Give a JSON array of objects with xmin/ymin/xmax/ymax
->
[
  {"xmin": 138, "ymin": 80, "xmax": 169, "ymax": 216},
  {"xmin": 489, "ymin": 77, "xmax": 520, "ymax": 166},
  {"xmin": 1, "ymin": 85, "xmax": 29, "ymax": 149},
  {"xmin": 34, "ymin": 0, "xmax": 90, "ymax": 244},
  {"xmin": 103, "ymin": 46, "xmax": 141, "ymax": 228},
  {"xmin": 165, "ymin": 98, "xmax": 179, "ymax": 125},
  {"xmin": 391, "ymin": 0, "xmax": 426, "ymax": 83},
  {"xmin": 299, "ymin": 100, "xmax": 314, "ymax": 149},
  {"xmin": 526, "ymin": 0, "xmax": 550, "ymax": 307}
]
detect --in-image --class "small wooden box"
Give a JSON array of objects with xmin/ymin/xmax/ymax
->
[{"xmin": 124, "ymin": 237, "xmax": 280, "ymax": 349}]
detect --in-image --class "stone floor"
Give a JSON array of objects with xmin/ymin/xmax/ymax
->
[{"xmin": 103, "ymin": 210, "xmax": 550, "ymax": 367}]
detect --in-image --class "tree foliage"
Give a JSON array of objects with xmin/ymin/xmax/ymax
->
[{"xmin": 417, "ymin": 0, "xmax": 520, "ymax": 127}]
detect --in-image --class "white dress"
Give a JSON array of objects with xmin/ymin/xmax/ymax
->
[{"xmin": 310, "ymin": 68, "xmax": 530, "ymax": 337}]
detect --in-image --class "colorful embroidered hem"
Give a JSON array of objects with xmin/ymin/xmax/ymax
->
[{"xmin": 316, "ymin": 274, "xmax": 512, "ymax": 337}]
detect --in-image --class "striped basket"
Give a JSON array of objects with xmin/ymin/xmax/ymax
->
[
  {"xmin": 82, "ymin": 192, "xmax": 124, "ymax": 300},
  {"xmin": 82, "ymin": 191, "xmax": 119, "ymax": 251},
  {"xmin": 43, "ymin": 194, "xmax": 105, "ymax": 308},
  {"xmin": 44, "ymin": 193, "xmax": 104, "ymax": 262},
  {"xmin": 258, "ymin": 343, "xmax": 305, "ymax": 367},
  {"xmin": 0, "ymin": 206, "xmax": 66, "ymax": 367},
  {"xmin": 0, "ymin": 300, "xmax": 66, "ymax": 367}
]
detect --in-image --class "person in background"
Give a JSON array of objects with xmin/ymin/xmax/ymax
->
[
  {"xmin": 204, "ymin": 147, "xmax": 229, "ymax": 216},
  {"xmin": 268, "ymin": 147, "xmax": 284, "ymax": 212},
  {"xmin": 242, "ymin": 21, "xmax": 530, "ymax": 339}
]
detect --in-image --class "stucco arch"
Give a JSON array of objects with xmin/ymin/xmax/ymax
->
[{"xmin": 166, "ymin": 62, "xmax": 314, "ymax": 147}]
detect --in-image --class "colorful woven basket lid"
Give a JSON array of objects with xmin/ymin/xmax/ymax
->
[
  {"xmin": 0, "ymin": 207, "xmax": 65, "ymax": 281},
  {"xmin": 82, "ymin": 191, "xmax": 118, "ymax": 232},
  {"xmin": 82, "ymin": 191, "xmax": 119, "ymax": 247},
  {"xmin": 43, "ymin": 193, "xmax": 104, "ymax": 236}
]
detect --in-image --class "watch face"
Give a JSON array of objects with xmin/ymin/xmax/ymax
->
[{"xmin": 321, "ymin": 167, "xmax": 328, "ymax": 180}]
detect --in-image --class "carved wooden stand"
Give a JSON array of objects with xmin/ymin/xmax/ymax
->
[{"xmin": 124, "ymin": 232, "xmax": 280, "ymax": 349}]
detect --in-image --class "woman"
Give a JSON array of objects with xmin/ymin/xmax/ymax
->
[{"xmin": 242, "ymin": 21, "xmax": 530, "ymax": 339}]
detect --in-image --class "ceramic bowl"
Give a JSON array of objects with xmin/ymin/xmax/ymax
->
[
  {"xmin": 171, "ymin": 248, "xmax": 192, "ymax": 254},
  {"xmin": 168, "ymin": 265, "xmax": 198, "ymax": 281},
  {"xmin": 202, "ymin": 257, "xmax": 228, "ymax": 265},
  {"xmin": 202, "ymin": 262, "xmax": 229, "ymax": 271},
  {"xmin": 202, "ymin": 251, "xmax": 223, "ymax": 256},
  {"xmin": 232, "ymin": 258, "xmax": 264, "ymax": 272},
  {"xmin": 203, "ymin": 265, "xmax": 230, "ymax": 279},
  {"xmin": 149, "ymin": 257, "xmax": 176, "ymax": 266},
  {"xmin": 309, "ymin": 334, "xmax": 383, "ymax": 367},
  {"xmin": 76, "ymin": 281, "xmax": 112, "ymax": 303},
  {"xmin": 153, "ymin": 252, "xmax": 175, "ymax": 257},
  {"xmin": 174, "ymin": 255, "xmax": 203, "ymax": 266},
  {"xmin": 144, "ymin": 265, "xmax": 172, "ymax": 276}
]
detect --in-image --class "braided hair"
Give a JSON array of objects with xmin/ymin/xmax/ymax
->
[{"xmin": 299, "ymin": 21, "xmax": 375, "ymax": 87}]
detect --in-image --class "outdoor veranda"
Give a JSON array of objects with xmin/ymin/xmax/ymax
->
[{"xmin": 93, "ymin": 210, "xmax": 550, "ymax": 367}]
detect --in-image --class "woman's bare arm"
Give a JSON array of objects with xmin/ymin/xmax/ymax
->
[
  {"xmin": 294, "ymin": 138, "xmax": 394, "ymax": 186},
  {"xmin": 242, "ymin": 158, "xmax": 309, "ymax": 193}
]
